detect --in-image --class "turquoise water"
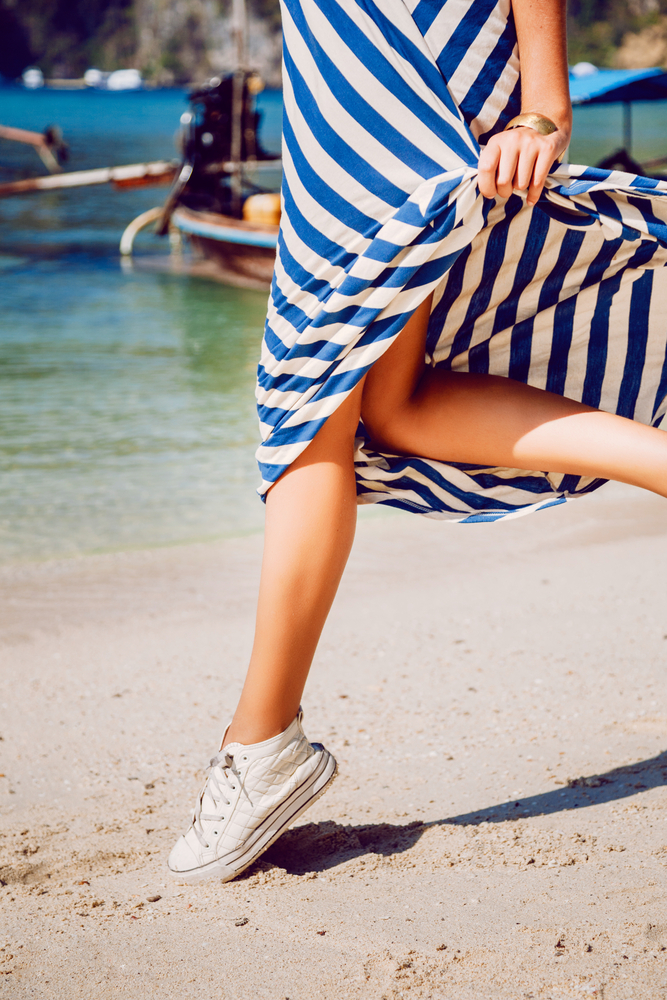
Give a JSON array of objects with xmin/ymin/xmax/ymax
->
[
  {"xmin": 569, "ymin": 101, "xmax": 667, "ymax": 167},
  {"xmin": 1, "ymin": 88, "xmax": 667, "ymax": 564},
  {"xmin": 0, "ymin": 87, "xmax": 281, "ymax": 563}
]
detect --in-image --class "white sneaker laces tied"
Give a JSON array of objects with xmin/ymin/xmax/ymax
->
[
  {"xmin": 191, "ymin": 750, "xmax": 251, "ymax": 848},
  {"xmin": 191, "ymin": 751, "xmax": 237, "ymax": 848}
]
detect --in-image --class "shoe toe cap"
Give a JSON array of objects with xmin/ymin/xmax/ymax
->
[{"xmin": 168, "ymin": 833, "xmax": 200, "ymax": 874}]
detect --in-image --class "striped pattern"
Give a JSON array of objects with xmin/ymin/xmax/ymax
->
[{"xmin": 255, "ymin": 0, "xmax": 667, "ymax": 522}]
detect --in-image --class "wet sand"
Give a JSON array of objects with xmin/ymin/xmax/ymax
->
[{"xmin": 2, "ymin": 482, "xmax": 667, "ymax": 999}]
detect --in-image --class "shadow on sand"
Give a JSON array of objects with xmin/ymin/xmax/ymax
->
[{"xmin": 252, "ymin": 749, "xmax": 667, "ymax": 878}]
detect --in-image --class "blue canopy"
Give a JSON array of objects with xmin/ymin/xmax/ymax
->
[{"xmin": 570, "ymin": 67, "xmax": 667, "ymax": 105}]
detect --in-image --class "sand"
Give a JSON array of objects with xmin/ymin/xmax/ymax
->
[{"xmin": 2, "ymin": 482, "xmax": 667, "ymax": 999}]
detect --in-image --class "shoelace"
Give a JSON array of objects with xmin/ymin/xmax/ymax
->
[{"xmin": 191, "ymin": 751, "xmax": 240, "ymax": 848}]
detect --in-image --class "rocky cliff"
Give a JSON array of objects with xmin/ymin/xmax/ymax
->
[
  {"xmin": 5, "ymin": 0, "xmax": 667, "ymax": 89},
  {"xmin": 567, "ymin": 0, "xmax": 667, "ymax": 69},
  {"xmin": 133, "ymin": 0, "xmax": 282, "ymax": 86},
  {"xmin": 0, "ymin": 0, "xmax": 283, "ymax": 87},
  {"xmin": 614, "ymin": 15, "xmax": 667, "ymax": 69}
]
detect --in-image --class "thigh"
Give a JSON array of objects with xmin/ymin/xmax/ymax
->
[
  {"xmin": 281, "ymin": 376, "xmax": 366, "ymax": 476},
  {"xmin": 361, "ymin": 293, "xmax": 433, "ymax": 436}
]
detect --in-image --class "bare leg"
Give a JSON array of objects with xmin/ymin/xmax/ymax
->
[
  {"xmin": 362, "ymin": 295, "xmax": 667, "ymax": 497},
  {"xmin": 224, "ymin": 379, "xmax": 364, "ymax": 746},
  {"xmin": 226, "ymin": 296, "xmax": 667, "ymax": 747}
]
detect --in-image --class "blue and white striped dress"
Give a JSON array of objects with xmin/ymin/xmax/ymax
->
[{"xmin": 256, "ymin": 0, "xmax": 667, "ymax": 523}]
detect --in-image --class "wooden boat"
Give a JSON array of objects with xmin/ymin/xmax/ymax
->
[
  {"xmin": 2, "ymin": 0, "xmax": 279, "ymax": 294},
  {"xmin": 120, "ymin": 76, "xmax": 281, "ymax": 289},
  {"xmin": 170, "ymin": 206, "xmax": 278, "ymax": 288},
  {"xmin": 122, "ymin": 0, "xmax": 282, "ymax": 290}
]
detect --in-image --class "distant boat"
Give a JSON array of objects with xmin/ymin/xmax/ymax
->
[
  {"xmin": 22, "ymin": 68, "xmax": 44, "ymax": 89},
  {"xmin": 21, "ymin": 65, "xmax": 143, "ymax": 91},
  {"xmin": 84, "ymin": 68, "xmax": 143, "ymax": 91}
]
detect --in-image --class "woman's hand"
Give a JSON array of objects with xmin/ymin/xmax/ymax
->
[{"xmin": 478, "ymin": 125, "xmax": 570, "ymax": 206}]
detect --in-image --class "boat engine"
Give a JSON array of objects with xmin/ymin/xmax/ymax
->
[{"xmin": 177, "ymin": 73, "xmax": 278, "ymax": 216}]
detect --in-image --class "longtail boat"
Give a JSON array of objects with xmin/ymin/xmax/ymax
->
[{"xmin": 121, "ymin": 0, "xmax": 281, "ymax": 290}]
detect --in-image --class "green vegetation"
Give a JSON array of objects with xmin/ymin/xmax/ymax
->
[
  {"xmin": 0, "ymin": 0, "xmax": 135, "ymax": 78},
  {"xmin": 0, "ymin": 0, "xmax": 282, "ymax": 83},
  {"xmin": 567, "ymin": 0, "xmax": 667, "ymax": 67},
  {"xmin": 2, "ymin": 0, "xmax": 667, "ymax": 83}
]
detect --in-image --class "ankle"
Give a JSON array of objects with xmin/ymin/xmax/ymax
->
[{"xmin": 223, "ymin": 714, "xmax": 294, "ymax": 749}]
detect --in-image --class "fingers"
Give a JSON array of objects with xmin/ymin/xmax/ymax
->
[
  {"xmin": 513, "ymin": 143, "xmax": 538, "ymax": 196},
  {"xmin": 526, "ymin": 146, "xmax": 554, "ymax": 206},
  {"xmin": 495, "ymin": 141, "xmax": 520, "ymax": 200},
  {"xmin": 478, "ymin": 129, "xmax": 561, "ymax": 205},
  {"xmin": 477, "ymin": 141, "xmax": 501, "ymax": 200}
]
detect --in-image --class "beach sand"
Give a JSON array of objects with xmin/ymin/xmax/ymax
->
[{"xmin": 2, "ymin": 482, "xmax": 667, "ymax": 999}]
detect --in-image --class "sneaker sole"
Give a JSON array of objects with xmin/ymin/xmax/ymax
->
[{"xmin": 168, "ymin": 746, "xmax": 337, "ymax": 885}]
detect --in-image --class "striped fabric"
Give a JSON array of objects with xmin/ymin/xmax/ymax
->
[{"xmin": 255, "ymin": 0, "xmax": 667, "ymax": 523}]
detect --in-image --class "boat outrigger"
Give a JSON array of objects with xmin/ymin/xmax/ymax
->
[{"xmin": 0, "ymin": 122, "xmax": 68, "ymax": 174}]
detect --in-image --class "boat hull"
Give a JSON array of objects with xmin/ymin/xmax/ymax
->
[{"xmin": 172, "ymin": 207, "xmax": 278, "ymax": 290}]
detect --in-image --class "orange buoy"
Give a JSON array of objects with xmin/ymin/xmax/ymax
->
[{"xmin": 243, "ymin": 193, "xmax": 281, "ymax": 226}]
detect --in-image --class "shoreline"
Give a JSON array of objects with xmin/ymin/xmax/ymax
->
[
  {"xmin": 0, "ymin": 499, "xmax": 398, "ymax": 584},
  {"xmin": 2, "ymin": 480, "xmax": 667, "ymax": 998}
]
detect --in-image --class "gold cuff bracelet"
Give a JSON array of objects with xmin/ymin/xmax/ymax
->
[{"xmin": 504, "ymin": 112, "xmax": 558, "ymax": 136}]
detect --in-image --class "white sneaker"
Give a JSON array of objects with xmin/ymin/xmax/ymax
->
[{"xmin": 168, "ymin": 710, "xmax": 337, "ymax": 884}]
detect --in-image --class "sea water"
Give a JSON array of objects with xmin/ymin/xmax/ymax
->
[
  {"xmin": 0, "ymin": 87, "xmax": 281, "ymax": 563},
  {"xmin": 1, "ymin": 87, "xmax": 666, "ymax": 564}
]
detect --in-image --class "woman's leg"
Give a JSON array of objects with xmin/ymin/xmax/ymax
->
[
  {"xmin": 227, "ymin": 292, "xmax": 667, "ymax": 747},
  {"xmin": 224, "ymin": 379, "xmax": 365, "ymax": 747},
  {"xmin": 169, "ymin": 383, "xmax": 364, "ymax": 881},
  {"xmin": 362, "ymin": 295, "xmax": 667, "ymax": 498},
  {"xmin": 172, "ymin": 296, "xmax": 667, "ymax": 882}
]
